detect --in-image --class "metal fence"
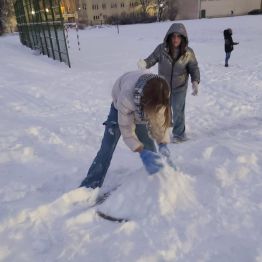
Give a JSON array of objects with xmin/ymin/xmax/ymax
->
[{"xmin": 14, "ymin": 0, "xmax": 71, "ymax": 67}]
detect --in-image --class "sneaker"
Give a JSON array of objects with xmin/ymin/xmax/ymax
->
[
  {"xmin": 171, "ymin": 134, "xmax": 188, "ymax": 144},
  {"xmin": 225, "ymin": 64, "xmax": 228, "ymax": 67}
]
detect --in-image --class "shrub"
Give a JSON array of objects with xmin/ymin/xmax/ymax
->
[{"xmin": 105, "ymin": 12, "xmax": 156, "ymax": 25}]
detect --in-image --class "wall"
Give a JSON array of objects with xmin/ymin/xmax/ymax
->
[
  {"xmin": 200, "ymin": 0, "xmax": 261, "ymax": 18},
  {"xmin": 176, "ymin": 0, "xmax": 199, "ymax": 20}
]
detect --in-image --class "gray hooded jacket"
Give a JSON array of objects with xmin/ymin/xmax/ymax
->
[{"xmin": 144, "ymin": 23, "xmax": 200, "ymax": 92}]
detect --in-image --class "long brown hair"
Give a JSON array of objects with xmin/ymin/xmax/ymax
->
[
  {"xmin": 167, "ymin": 34, "xmax": 187, "ymax": 59},
  {"xmin": 141, "ymin": 77, "xmax": 171, "ymax": 130}
]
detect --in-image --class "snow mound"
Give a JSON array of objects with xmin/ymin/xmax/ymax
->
[{"xmin": 98, "ymin": 164, "xmax": 198, "ymax": 220}]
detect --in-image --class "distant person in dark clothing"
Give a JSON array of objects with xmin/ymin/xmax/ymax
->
[{"xmin": 224, "ymin": 28, "xmax": 239, "ymax": 67}]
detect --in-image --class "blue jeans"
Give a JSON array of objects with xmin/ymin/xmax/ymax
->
[
  {"xmin": 225, "ymin": 52, "xmax": 231, "ymax": 65},
  {"xmin": 80, "ymin": 104, "xmax": 157, "ymax": 188},
  {"xmin": 171, "ymin": 87, "xmax": 187, "ymax": 138}
]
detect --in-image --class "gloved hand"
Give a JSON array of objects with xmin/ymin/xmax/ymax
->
[
  {"xmin": 137, "ymin": 59, "xmax": 147, "ymax": 70},
  {"xmin": 158, "ymin": 143, "xmax": 170, "ymax": 158},
  {"xmin": 139, "ymin": 149, "xmax": 163, "ymax": 175},
  {"xmin": 191, "ymin": 81, "xmax": 199, "ymax": 96}
]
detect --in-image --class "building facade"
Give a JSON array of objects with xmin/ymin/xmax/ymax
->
[
  {"xmin": 77, "ymin": 0, "xmax": 140, "ymax": 25},
  {"xmin": 175, "ymin": 0, "xmax": 199, "ymax": 20},
  {"xmin": 199, "ymin": 0, "xmax": 261, "ymax": 18},
  {"xmin": 76, "ymin": 0, "xmax": 261, "ymax": 25},
  {"xmin": 61, "ymin": 0, "xmax": 77, "ymax": 22},
  {"xmin": 176, "ymin": 0, "xmax": 261, "ymax": 19}
]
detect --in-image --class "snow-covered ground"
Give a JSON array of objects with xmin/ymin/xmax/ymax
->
[{"xmin": 0, "ymin": 15, "xmax": 262, "ymax": 262}]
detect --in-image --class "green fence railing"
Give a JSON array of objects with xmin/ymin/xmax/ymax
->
[{"xmin": 14, "ymin": 0, "xmax": 71, "ymax": 67}]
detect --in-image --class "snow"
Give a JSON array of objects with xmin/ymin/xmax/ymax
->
[{"xmin": 0, "ymin": 15, "xmax": 262, "ymax": 261}]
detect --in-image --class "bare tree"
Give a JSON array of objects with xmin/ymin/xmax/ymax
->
[
  {"xmin": 0, "ymin": 0, "xmax": 5, "ymax": 35},
  {"xmin": 163, "ymin": 0, "xmax": 178, "ymax": 21},
  {"xmin": 156, "ymin": 0, "xmax": 168, "ymax": 21},
  {"xmin": 0, "ymin": 0, "xmax": 15, "ymax": 34},
  {"xmin": 139, "ymin": 0, "xmax": 150, "ymax": 16}
]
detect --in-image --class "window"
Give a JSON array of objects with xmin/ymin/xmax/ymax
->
[
  {"xmin": 121, "ymin": 3, "xmax": 124, "ymax": 7},
  {"xmin": 102, "ymin": 3, "xmax": 106, "ymax": 9}
]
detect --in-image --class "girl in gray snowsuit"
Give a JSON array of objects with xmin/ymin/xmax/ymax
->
[{"xmin": 138, "ymin": 23, "xmax": 200, "ymax": 143}]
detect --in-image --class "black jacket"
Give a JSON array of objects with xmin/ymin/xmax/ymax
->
[{"xmin": 224, "ymin": 29, "xmax": 238, "ymax": 53}]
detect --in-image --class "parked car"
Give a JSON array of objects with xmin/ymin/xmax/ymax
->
[{"xmin": 248, "ymin": 9, "xmax": 262, "ymax": 15}]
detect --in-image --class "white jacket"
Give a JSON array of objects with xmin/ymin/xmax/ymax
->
[{"xmin": 112, "ymin": 71, "xmax": 170, "ymax": 151}]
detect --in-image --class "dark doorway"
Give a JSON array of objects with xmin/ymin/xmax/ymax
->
[{"xmin": 201, "ymin": 9, "xmax": 206, "ymax": 18}]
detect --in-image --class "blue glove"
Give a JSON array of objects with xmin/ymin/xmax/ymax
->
[
  {"xmin": 158, "ymin": 143, "xmax": 170, "ymax": 158},
  {"xmin": 139, "ymin": 149, "xmax": 163, "ymax": 175}
]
